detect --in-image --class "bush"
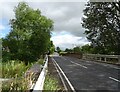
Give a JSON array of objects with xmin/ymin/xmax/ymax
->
[
  {"xmin": 2, "ymin": 78, "xmax": 29, "ymax": 91},
  {"xmin": 59, "ymin": 52, "xmax": 67, "ymax": 56},
  {"xmin": 2, "ymin": 60, "xmax": 31, "ymax": 78}
]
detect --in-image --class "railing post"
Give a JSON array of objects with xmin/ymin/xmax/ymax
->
[
  {"xmin": 118, "ymin": 55, "xmax": 120, "ymax": 64},
  {"xmin": 104, "ymin": 57, "xmax": 106, "ymax": 62},
  {"xmin": 99, "ymin": 57, "xmax": 101, "ymax": 61}
]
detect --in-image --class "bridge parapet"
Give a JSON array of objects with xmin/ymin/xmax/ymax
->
[{"xmin": 83, "ymin": 54, "xmax": 120, "ymax": 65}]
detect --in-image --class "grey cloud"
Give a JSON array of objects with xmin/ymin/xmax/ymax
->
[
  {"xmin": 1, "ymin": 2, "xmax": 87, "ymax": 37},
  {"xmin": 28, "ymin": 2, "xmax": 86, "ymax": 37},
  {"xmin": 1, "ymin": 1, "xmax": 89, "ymax": 49}
]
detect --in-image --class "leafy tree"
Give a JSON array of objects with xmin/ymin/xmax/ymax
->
[
  {"xmin": 2, "ymin": 2, "xmax": 53, "ymax": 63},
  {"xmin": 56, "ymin": 47, "xmax": 61, "ymax": 53},
  {"xmin": 81, "ymin": 44, "xmax": 94, "ymax": 54},
  {"xmin": 82, "ymin": 1, "xmax": 120, "ymax": 54},
  {"xmin": 49, "ymin": 41, "xmax": 55, "ymax": 54},
  {"xmin": 65, "ymin": 48, "xmax": 72, "ymax": 53},
  {"xmin": 73, "ymin": 46, "xmax": 81, "ymax": 53}
]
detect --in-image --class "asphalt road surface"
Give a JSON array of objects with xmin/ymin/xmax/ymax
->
[{"xmin": 52, "ymin": 55, "xmax": 120, "ymax": 92}]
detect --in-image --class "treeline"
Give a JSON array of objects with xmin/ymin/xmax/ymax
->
[
  {"xmin": 2, "ymin": 2, "xmax": 55, "ymax": 64},
  {"xmin": 62, "ymin": 44, "xmax": 93, "ymax": 54},
  {"xmin": 82, "ymin": 1, "xmax": 120, "ymax": 55},
  {"xmin": 64, "ymin": 44, "xmax": 102, "ymax": 54}
]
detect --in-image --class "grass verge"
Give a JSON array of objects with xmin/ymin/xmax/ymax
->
[
  {"xmin": 1, "ymin": 60, "xmax": 33, "ymax": 91},
  {"xmin": 43, "ymin": 74, "xmax": 61, "ymax": 91}
]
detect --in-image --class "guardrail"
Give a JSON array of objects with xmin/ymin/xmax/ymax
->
[
  {"xmin": 83, "ymin": 54, "xmax": 120, "ymax": 64},
  {"xmin": 32, "ymin": 55, "xmax": 48, "ymax": 92}
]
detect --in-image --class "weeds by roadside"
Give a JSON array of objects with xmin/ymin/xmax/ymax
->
[
  {"xmin": 44, "ymin": 74, "xmax": 61, "ymax": 91},
  {"xmin": 1, "ymin": 60, "xmax": 38, "ymax": 91},
  {"xmin": 2, "ymin": 60, "xmax": 32, "ymax": 78}
]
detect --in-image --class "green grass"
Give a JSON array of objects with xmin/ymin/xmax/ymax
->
[
  {"xmin": 44, "ymin": 74, "xmax": 61, "ymax": 91},
  {"xmin": 2, "ymin": 60, "xmax": 32, "ymax": 78},
  {"xmin": 59, "ymin": 51, "xmax": 67, "ymax": 56},
  {"xmin": 1, "ymin": 60, "xmax": 33, "ymax": 91},
  {"xmin": 2, "ymin": 78, "xmax": 29, "ymax": 91}
]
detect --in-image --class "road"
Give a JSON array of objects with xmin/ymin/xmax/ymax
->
[{"xmin": 52, "ymin": 55, "xmax": 120, "ymax": 92}]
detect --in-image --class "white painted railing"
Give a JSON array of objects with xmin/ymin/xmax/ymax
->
[
  {"xmin": 32, "ymin": 55, "xmax": 48, "ymax": 92},
  {"xmin": 83, "ymin": 54, "xmax": 120, "ymax": 64}
]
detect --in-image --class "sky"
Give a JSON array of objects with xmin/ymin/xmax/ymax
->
[{"xmin": 0, "ymin": 0, "xmax": 90, "ymax": 50}]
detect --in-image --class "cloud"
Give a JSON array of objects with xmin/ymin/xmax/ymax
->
[
  {"xmin": 0, "ymin": 2, "xmax": 16, "ymax": 20},
  {"xmin": 0, "ymin": 1, "xmax": 89, "ymax": 48},
  {"xmin": 27, "ymin": 2, "xmax": 87, "ymax": 37},
  {"xmin": 51, "ymin": 31, "xmax": 90, "ymax": 50},
  {"xmin": 0, "ymin": 24, "xmax": 5, "ymax": 31}
]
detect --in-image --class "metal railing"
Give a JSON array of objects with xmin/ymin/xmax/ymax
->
[
  {"xmin": 32, "ymin": 55, "xmax": 48, "ymax": 92},
  {"xmin": 83, "ymin": 54, "xmax": 120, "ymax": 64}
]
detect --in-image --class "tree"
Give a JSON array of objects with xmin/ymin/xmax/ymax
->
[
  {"xmin": 73, "ymin": 46, "xmax": 81, "ymax": 53},
  {"xmin": 82, "ymin": 1, "xmax": 120, "ymax": 54},
  {"xmin": 56, "ymin": 47, "xmax": 61, "ymax": 53},
  {"xmin": 65, "ymin": 48, "xmax": 72, "ymax": 53},
  {"xmin": 2, "ymin": 2, "xmax": 53, "ymax": 63},
  {"xmin": 49, "ymin": 41, "xmax": 55, "ymax": 54},
  {"xmin": 81, "ymin": 44, "xmax": 94, "ymax": 54}
]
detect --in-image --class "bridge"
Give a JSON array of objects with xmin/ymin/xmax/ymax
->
[{"xmin": 30, "ymin": 53, "xmax": 119, "ymax": 91}]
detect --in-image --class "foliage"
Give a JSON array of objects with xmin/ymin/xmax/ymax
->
[
  {"xmin": 73, "ymin": 46, "xmax": 81, "ymax": 53},
  {"xmin": 49, "ymin": 41, "xmax": 55, "ymax": 54},
  {"xmin": 2, "ymin": 60, "xmax": 31, "ymax": 78},
  {"xmin": 2, "ymin": 78, "xmax": 29, "ymax": 92},
  {"xmin": 44, "ymin": 75, "xmax": 61, "ymax": 91},
  {"xmin": 82, "ymin": 1, "xmax": 120, "ymax": 55},
  {"xmin": 2, "ymin": 2, "xmax": 53, "ymax": 63},
  {"xmin": 56, "ymin": 47, "xmax": 61, "ymax": 53},
  {"xmin": 1, "ymin": 60, "xmax": 33, "ymax": 91},
  {"xmin": 65, "ymin": 47, "xmax": 82, "ymax": 54},
  {"xmin": 81, "ymin": 44, "xmax": 93, "ymax": 54},
  {"xmin": 65, "ymin": 48, "xmax": 73, "ymax": 53},
  {"xmin": 59, "ymin": 51, "xmax": 67, "ymax": 56}
]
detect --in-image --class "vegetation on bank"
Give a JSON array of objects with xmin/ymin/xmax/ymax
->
[
  {"xmin": 2, "ymin": 60, "xmax": 32, "ymax": 78},
  {"xmin": 1, "ymin": 60, "xmax": 33, "ymax": 91},
  {"xmin": 2, "ymin": 2, "xmax": 55, "ymax": 64},
  {"xmin": 44, "ymin": 74, "xmax": 61, "ymax": 91},
  {"xmin": 1, "ymin": 2, "xmax": 55, "ymax": 91}
]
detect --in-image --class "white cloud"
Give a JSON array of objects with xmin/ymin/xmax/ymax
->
[
  {"xmin": 0, "ymin": 2, "xmax": 16, "ymax": 20},
  {"xmin": 0, "ymin": 24, "xmax": 5, "ymax": 31},
  {"xmin": 0, "ymin": 1, "xmax": 89, "ymax": 48},
  {"xmin": 51, "ymin": 32, "xmax": 90, "ymax": 50}
]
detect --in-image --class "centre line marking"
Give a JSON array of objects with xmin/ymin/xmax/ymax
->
[
  {"xmin": 109, "ymin": 77, "xmax": 120, "ymax": 83},
  {"xmin": 70, "ymin": 61, "xmax": 87, "ymax": 69},
  {"xmin": 62, "ymin": 57, "xmax": 67, "ymax": 60}
]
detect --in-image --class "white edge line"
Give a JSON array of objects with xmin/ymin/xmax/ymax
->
[
  {"xmin": 52, "ymin": 58, "xmax": 76, "ymax": 92},
  {"xmin": 109, "ymin": 77, "xmax": 120, "ymax": 83},
  {"xmin": 52, "ymin": 59, "xmax": 68, "ymax": 91}
]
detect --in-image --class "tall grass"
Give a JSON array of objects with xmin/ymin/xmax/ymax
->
[
  {"xmin": 2, "ymin": 60, "xmax": 32, "ymax": 78},
  {"xmin": 2, "ymin": 78, "xmax": 29, "ymax": 91},
  {"xmin": 44, "ymin": 74, "xmax": 61, "ymax": 91},
  {"xmin": 1, "ymin": 60, "xmax": 33, "ymax": 91}
]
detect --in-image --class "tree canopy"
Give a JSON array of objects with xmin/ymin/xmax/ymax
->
[
  {"xmin": 2, "ymin": 2, "xmax": 54, "ymax": 63},
  {"xmin": 82, "ymin": 1, "xmax": 120, "ymax": 54}
]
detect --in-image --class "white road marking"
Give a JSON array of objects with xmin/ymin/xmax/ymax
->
[
  {"xmin": 52, "ymin": 58, "xmax": 76, "ymax": 92},
  {"xmin": 109, "ymin": 77, "xmax": 120, "ymax": 83},
  {"xmin": 108, "ymin": 66, "xmax": 120, "ymax": 70},
  {"xmin": 52, "ymin": 59, "xmax": 68, "ymax": 91},
  {"xmin": 62, "ymin": 57, "xmax": 88, "ymax": 69},
  {"xmin": 62, "ymin": 57, "xmax": 67, "ymax": 60},
  {"xmin": 70, "ymin": 61, "xmax": 87, "ymax": 69}
]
